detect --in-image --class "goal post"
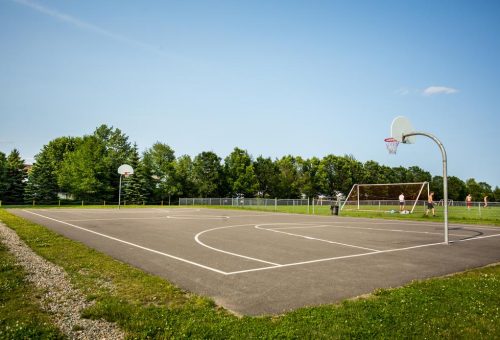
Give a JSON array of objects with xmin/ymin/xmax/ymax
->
[{"xmin": 341, "ymin": 182, "xmax": 429, "ymax": 214}]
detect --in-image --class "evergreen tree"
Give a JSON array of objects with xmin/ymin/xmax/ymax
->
[
  {"xmin": 0, "ymin": 152, "xmax": 8, "ymax": 199},
  {"xmin": 24, "ymin": 137, "xmax": 79, "ymax": 203},
  {"xmin": 3, "ymin": 149, "xmax": 27, "ymax": 204},
  {"xmin": 25, "ymin": 151, "xmax": 59, "ymax": 203},
  {"xmin": 122, "ymin": 144, "xmax": 148, "ymax": 204}
]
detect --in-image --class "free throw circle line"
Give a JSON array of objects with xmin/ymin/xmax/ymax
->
[{"xmin": 194, "ymin": 224, "xmax": 281, "ymax": 266}]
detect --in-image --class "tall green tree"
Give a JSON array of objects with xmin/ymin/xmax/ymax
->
[
  {"xmin": 447, "ymin": 176, "xmax": 466, "ymax": 201},
  {"xmin": 2, "ymin": 149, "xmax": 27, "ymax": 203},
  {"xmin": 25, "ymin": 151, "xmax": 58, "ymax": 203},
  {"xmin": 93, "ymin": 125, "xmax": 133, "ymax": 200},
  {"xmin": 465, "ymin": 178, "xmax": 482, "ymax": 202},
  {"xmin": 174, "ymin": 155, "xmax": 196, "ymax": 198},
  {"xmin": 143, "ymin": 142, "xmax": 177, "ymax": 202},
  {"xmin": 275, "ymin": 155, "xmax": 301, "ymax": 198},
  {"xmin": 406, "ymin": 166, "xmax": 432, "ymax": 183},
  {"xmin": 0, "ymin": 152, "xmax": 8, "ymax": 198},
  {"xmin": 297, "ymin": 156, "xmax": 321, "ymax": 198},
  {"xmin": 192, "ymin": 151, "xmax": 223, "ymax": 197},
  {"xmin": 122, "ymin": 144, "xmax": 148, "ymax": 204},
  {"xmin": 224, "ymin": 147, "xmax": 258, "ymax": 197},
  {"xmin": 317, "ymin": 155, "xmax": 355, "ymax": 196},
  {"xmin": 253, "ymin": 156, "xmax": 279, "ymax": 198},
  {"xmin": 57, "ymin": 136, "xmax": 108, "ymax": 201},
  {"xmin": 493, "ymin": 186, "xmax": 500, "ymax": 202},
  {"xmin": 24, "ymin": 137, "xmax": 78, "ymax": 203},
  {"xmin": 362, "ymin": 161, "xmax": 390, "ymax": 184},
  {"xmin": 431, "ymin": 176, "xmax": 444, "ymax": 200}
]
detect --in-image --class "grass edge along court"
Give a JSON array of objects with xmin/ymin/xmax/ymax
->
[{"xmin": 1, "ymin": 208, "xmax": 500, "ymax": 338}]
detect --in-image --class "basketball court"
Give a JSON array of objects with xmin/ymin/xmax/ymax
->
[{"xmin": 11, "ymin": 207, "xmax": 500, "ymax": 315}]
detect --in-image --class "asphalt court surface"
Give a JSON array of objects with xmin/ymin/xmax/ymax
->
[{"xmin": 11, "ymin": 207, "xmax": 500, "ymax": 315}]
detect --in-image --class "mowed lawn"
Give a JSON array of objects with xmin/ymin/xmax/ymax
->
[
  {"xmin": 200, "ymin": 203, "xmax": 500, "ymax": 226},
  {"xmin": 0, "ymin": 208, "xmax": 499, "ymax": 339}
]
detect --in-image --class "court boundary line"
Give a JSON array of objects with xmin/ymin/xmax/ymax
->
[
  {"xmin": 20, "ymin": 209, "xmax": 500, "ymax": 277},
  {"xmin": 22, "ymin": 210, "xmax": 230, "ymax": 275}
]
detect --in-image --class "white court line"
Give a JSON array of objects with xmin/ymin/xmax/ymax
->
[
  {"xmin": 255, "ymin": 224, "xmax": 380, "ymax": 252},
  {"xmin": 20, "ymin": 210, "xmax": 500, "ymax": 277},
  {"xmin": 226, "ymin": 232, "xmax": 500, "ymax": 275},
  {"xmin": 167, "ymin": 215, "xmax": 230, "ymax": 220},
  {"xmin": 65, "ymin": 217, "xmax": 170, "ymax": 222},
  {"xmin": 30, "ymin": 208, "xmax": 201, "ymax": 214},
  {"xmin": 22, "ymin": 210, "xmax": 230, "ymax": 275},
  {"xmin": 268, "ymin": 224, "xmax": 473, "ymax": 238},
  {"xmin": 194, "ymin": 225, "xmax": 281, "ymax": 266}
]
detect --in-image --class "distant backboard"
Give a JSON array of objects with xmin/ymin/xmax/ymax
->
[
  {"xmin": 391, "ymin": 116, "xmax": 416, "ymax": 144},
  {"xmin": 118, "ymin": 164, "xmax": 134, "ymax": 175}
]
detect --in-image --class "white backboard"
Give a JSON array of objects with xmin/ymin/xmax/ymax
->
[
  {"xmin": 391, "ymin": 116, "xmax": 416, "ymax": 144},
  {"xmin": 118, "ymin": 164, "xmax": 134, "ymax": 175}
]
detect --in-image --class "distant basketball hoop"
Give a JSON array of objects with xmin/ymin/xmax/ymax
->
[
  {"xmin": 117, "ymin": 164, "xmax": 134, "ymax": 209},
  {"xmin": 384, "ymin": 137, "xmax": 400, "ymax": 154}
]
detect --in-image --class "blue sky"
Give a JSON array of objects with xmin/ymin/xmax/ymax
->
[{"xmin": 1, "ymin": 0, "xmax": 499, "ymax": 188}]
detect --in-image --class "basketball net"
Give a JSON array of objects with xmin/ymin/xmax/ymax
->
[{"xmin": 384, "ymin": 137, "xmax": 399, "ymax": 154}]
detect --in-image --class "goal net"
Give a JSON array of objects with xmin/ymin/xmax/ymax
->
[{"xmin": 341, "ymin": 182, "xmax": 429, "ymax": 214}]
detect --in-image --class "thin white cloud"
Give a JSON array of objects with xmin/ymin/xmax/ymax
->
[
  {"xmin": 423, "ymin": 86, "xmax": 459, "ymax": 96},
  {"xmin": 12, "ymin": 0, "xmax": 167, "ymax": 55},
  {"xmin": 394, "ymin": 88, "xmax": 410, "ymax": 96}
]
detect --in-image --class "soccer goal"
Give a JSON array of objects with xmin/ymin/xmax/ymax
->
[{"xmin": 341, "ymin": 182, "xmax": 429, "ymax": 214}]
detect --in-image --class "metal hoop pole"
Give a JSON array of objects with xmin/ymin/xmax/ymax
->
[
  {"xmin": 403, "ymin": 131, "xmax": 448, "ymax": 244},
  {"xmin": 118, "ymin": 174, "xmax": 123, "ymax": 210}
]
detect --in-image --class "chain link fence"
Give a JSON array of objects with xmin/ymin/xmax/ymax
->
[{"xmin": 1, "ymin": 197, "xmax": 498, "ymax": 222}]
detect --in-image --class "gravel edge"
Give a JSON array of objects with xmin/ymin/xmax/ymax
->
[{"xmin": 0, "ymin": 222, "xmax": 125, "ymax": 340}]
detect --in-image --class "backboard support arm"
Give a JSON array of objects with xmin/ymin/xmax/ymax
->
[{"xmin": 403, "ymin": 131, "xmax": 449, "ymax": 244}]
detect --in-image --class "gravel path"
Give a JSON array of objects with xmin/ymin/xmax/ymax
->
[{"xmin": 0, "ymin": 222, "xmax": 125, "ymax": 340}]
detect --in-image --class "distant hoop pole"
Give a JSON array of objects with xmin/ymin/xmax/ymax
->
[
  {"xmin": 117, "ymin": 164, "xmax": 134, "ymax": 210},
  {"xmin": 118, "ymin": 174, "xmax": 123, "ymax": 210},
  {"xmin": 403, "ymin": 131, "xmax": 448, "ymax": 244}
]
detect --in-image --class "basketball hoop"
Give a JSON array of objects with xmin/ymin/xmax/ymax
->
[
  {"xmin": 384, "ymin": 137, "xmax": 400, "ymax": 154},
  {"xmin": 123, "ymin": 172, "xmax": 130, "ymax": 178}
]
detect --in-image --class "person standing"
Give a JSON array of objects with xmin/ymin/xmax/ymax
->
[
  {"xmin": 399, "ymin": 193, "xmax": 405, "ymax": 212},
  {"xmin": 484, "ymin": 195, "xmax": 488, "ymax": 208},
  {"xmin": 466, "ymin": 193, "xmax": 472, "ymax": 210},
  {"xmin": 426, "ymin": 192, "xmax": 435, "ymax": 216}
]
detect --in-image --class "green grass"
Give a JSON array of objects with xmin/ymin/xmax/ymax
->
[
  {"xmin": 184, "ymin": 203, "xmax": 500, "ymax": 226},
  {"xmin": 1, "ymin": 208, "xmax": 499, "ymax": 338},
  {"xmin": 0, "ymin": 235, "xmax": 64, "ymax": 339}
]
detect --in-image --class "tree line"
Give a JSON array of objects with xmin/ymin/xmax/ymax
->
[{"xmin": 0, "ymin": 124, "xmax": 498, "ymax": 205}]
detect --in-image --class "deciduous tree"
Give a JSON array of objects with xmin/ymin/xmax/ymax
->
[{"xmin": 192, "ymin": 151, "xmax": 223, "ymax": 197}]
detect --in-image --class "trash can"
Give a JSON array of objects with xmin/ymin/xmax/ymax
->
[{"xmin": 333, "ymin": 205, "xmax": 339, "ymax": 216}]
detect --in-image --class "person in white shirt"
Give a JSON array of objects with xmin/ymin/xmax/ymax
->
[{"xmin": 399, "ymin": 193, "xmax": 405, "ymax": 212}]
